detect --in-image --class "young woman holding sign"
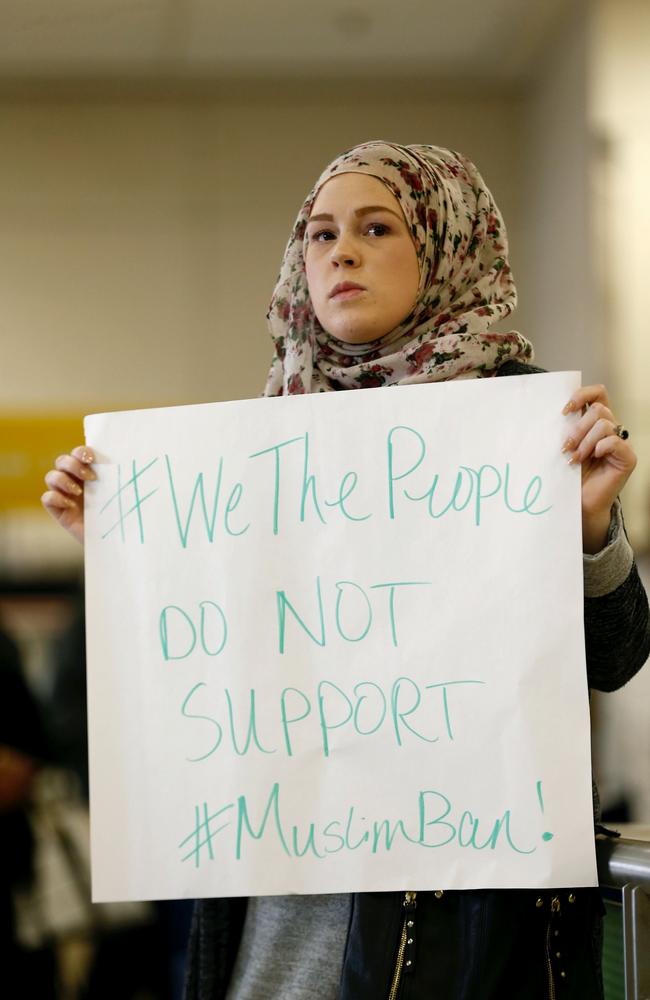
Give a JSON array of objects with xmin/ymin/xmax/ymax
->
[{"xmin": 43, "ymin": 142, "xmax": 649, "ymax": 1000}]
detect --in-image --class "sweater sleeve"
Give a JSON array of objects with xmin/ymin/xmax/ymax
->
[{"xmin": 583, "ymin": 503, "xmax": 650, "ymax": 692}]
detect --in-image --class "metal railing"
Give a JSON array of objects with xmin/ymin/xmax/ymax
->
[{"xmin": 596, "ymin": 836, "xmax": 650, "ymax": 1000}]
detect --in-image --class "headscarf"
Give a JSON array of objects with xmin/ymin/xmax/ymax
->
[{"xmin": 264, "ymin": 140, "xmax": 533, "ymax": 395}]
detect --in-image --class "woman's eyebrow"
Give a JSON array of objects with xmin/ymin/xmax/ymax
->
[{"xmin": 308, "ymin": 205, "xmax": 404, "ymax": 223}]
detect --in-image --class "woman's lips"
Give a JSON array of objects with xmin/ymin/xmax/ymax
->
[{"xmin": 330, "ymin": 286, "xmax": 366, "ymax": 301}]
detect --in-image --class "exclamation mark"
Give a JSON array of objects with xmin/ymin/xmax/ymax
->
[{"xmin": 537, "ymin": 780, "xmax": 554, "ymax": 842}]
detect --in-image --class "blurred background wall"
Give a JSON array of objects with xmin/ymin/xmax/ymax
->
[{"xmin": 0, "ymin": 0, "xmax": 648, "ymax": 991}]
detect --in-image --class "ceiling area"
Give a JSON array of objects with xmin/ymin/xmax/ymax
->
[{"xmin": 1, "ymin": 0, "xmax": 574, "ymax": 82}]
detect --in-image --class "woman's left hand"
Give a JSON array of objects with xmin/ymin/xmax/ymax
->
[{"xmin": 562, "ymin": 384, "xmax": 637, "ymax": 554}]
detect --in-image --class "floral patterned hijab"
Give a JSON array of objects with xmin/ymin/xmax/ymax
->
[{"xmin": 264, "ymin": 140, "xmax": 533, "ymax": 395}]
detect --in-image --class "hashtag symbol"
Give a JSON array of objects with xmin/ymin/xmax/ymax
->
[
  {"xmin": 100, "ymin": 458, "xmax": 159, "ymax": 543},
  {"xmin": 178, "ymin": 802, "xmax": 234, "ymax": 868}
]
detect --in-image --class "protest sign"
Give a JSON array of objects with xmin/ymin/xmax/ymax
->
[{"xmin": 84, "ymin": 371, "xmax": 597, "ymax": 901}]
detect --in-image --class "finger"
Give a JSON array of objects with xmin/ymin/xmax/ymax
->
[
  {"xmin": 562, "ymin": 383, "xmax": 610, "ymax": 415},
  {"xmin": 593, "ymin": 434, "xmax": 637, "ymax": 469},
  {"xmin": 562, "ymin": 401, "xmax": 614, "ymax": 453},
  {"xmin": 41, "ymin": 489, "xmax": 76, "ymax": 511},
  {"xmin": 71, "ymin": 445, "xmax": 95, "ymax": 465},
  {"xmin": 567, "ymin": 417, "xmax": 617, "ymax": 463},
  {"xmin": 55, "ymin": 453, "xmax": 97, "ymax": 481},
  {"xmin": 44, "ymin": 469, "xmax": 84, "ymax": 497}
]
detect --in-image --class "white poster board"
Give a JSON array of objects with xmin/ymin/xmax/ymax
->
[{"xmin": 84, "ymin": 372, "xmax": 597, "ymax": 902}]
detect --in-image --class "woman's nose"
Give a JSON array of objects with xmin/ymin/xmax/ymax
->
[{"xmin": 330, "ymin": 236, "xmax": 360, "ymax": 267}]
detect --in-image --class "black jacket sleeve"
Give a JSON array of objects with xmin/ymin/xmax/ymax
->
[{"xmin": 584, "ymin": 562, "xmax": 650, "ymax": 691}]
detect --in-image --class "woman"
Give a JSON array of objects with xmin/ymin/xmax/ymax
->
[{"xmin": 43, "ymin": 141, "xmax": 650, "ymax": 999}]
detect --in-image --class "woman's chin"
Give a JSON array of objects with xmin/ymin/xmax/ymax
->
[{"xmin": 325, "ymin": 320, "xmax": 391, "ymax": 346}]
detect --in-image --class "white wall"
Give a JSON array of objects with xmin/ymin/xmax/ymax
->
[{"xmin": 517, "ymin": 5, "xmax": 602, "ymax": 383}]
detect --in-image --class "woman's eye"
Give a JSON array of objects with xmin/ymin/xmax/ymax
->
[
  {"xmin": 307, "ymin": 222, "xmax": 389, "ymax": 243},
  {"xmin": 367, "ymin": 222, "xmax": 390, "ymax": 236}
]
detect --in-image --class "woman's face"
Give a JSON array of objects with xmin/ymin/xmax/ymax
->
[{"xmin": 304, "ymin": 172, "xmax": 420, "ymax": 345}]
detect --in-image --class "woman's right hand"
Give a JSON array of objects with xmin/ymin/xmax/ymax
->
[{"xmin": 41, "ymin": 446, "xmax": 96, "ymax": 545}]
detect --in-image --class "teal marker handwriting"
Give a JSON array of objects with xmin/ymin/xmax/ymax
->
[
  {"xmin": 165, "ymin": 454, "xmax": 250, "ymax": 547},
  {"xmin": 276, "ymin": 577, "xmax": 431, "ymax": 653},
  {"xmin": 99, "ymin": 427, "xmax": 552, "ymax": 544},
  {"xmin": 386, "ymin": 425, "xmax": 551, "ymax": 524},
  {"xmin": 249, "ymin": 432, "xmax": 372, "ymax": 534},
  {"xmin": 178, "ymin": 781, "xmax": 538, "ymax": 867},
  {"xmin": 180, "ymin": 674, "xmax": 485, "ymax": 761},
  {"xmin": 160, "ymin": 601, "xmax": 228, "ymax": 660}
]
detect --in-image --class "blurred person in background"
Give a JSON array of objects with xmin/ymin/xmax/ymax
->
[
  {"xmin": 44, "ymin": 597, "xmax": 193, "ymax": 1000},
  {"xmin": 48, "ymin": 595, "xmax": 89, "ymax": 800},
  {"xmin": 42, "ymin": 141, "xmax": 650, "ymax": 1000},
  {"xmin": 0, "ymin": 625, "xmax": 56, "ymax": 996}
]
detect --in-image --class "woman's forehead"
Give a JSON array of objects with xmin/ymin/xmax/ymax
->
[{"xmin": 310, "ymin": 170, "xmax": 400, "ymax": 215}]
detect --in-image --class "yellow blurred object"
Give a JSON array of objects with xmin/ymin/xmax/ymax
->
[{"xmin": 0, "ymin": 414, "xmax": 85, "ymax": 510}]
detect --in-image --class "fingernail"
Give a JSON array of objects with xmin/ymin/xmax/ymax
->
[
  {"xmin": 65, "ymin": 497, "xmax": 76, "ymax": 508},
  {"xmin": 70, "ymin": 482, "xmax": 82, "ymax": 495},
  {"xmin": 562, "ymin": 402, "xmax": 574, "ymax": 415},
  {"xmin": 567, "ymin": 452, "xmax": 579, "ymax": 465},
  {"xmin": 81, "ymin": 450, "xmax": 94, "ymax": 463},
  {"xmin": 561, "ymin": 438, "xmax": 574, "ymax": 453},
  {"xmin": 78, "ymin": 467, "xmax": 96, "ymax": 480}
]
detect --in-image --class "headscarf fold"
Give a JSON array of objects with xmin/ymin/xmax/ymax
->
[{"xmin": 265, "ymin": 141, "xmax": 533, "ymax": 395}]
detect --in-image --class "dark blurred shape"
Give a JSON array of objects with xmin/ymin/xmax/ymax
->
[
  {"xmin": 0, "ymin": 627, "xmax": 57, "ymax": 996},
  {"xmin": 46, "ymin": 598, "xmax": 193, "ymax": 1000},
  {"xmin": 48, "ymin": 598, "xmax": 89, "ymax": 799}
]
